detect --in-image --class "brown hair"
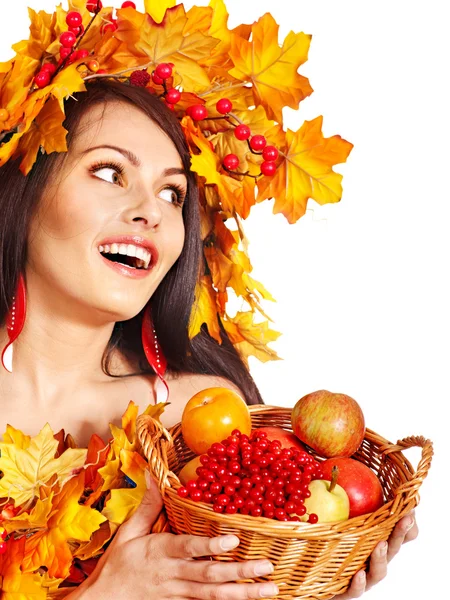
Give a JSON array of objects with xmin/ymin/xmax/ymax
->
[{"xmin": 0, "ymin": 79, "xmax": 263, "ymax": 404}]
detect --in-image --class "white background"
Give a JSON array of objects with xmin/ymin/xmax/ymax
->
[{"xmin": 1, "ymin": 1, "xmax": 447, "ymax": 598}]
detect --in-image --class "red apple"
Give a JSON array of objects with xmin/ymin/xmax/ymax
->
[
  {"xmin": 291, "ymin": 390, "xmax": 365, "ymax": 458},
  {"xmin": 252, "ymin": 426, "xmax": 307, "ymax": 452},
  {"xmin": 318, "ymin": 457, "xmax": 384, "ymax": 518}
]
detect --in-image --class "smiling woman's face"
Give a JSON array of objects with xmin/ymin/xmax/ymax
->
[{"xmin": 27, "ymin": 100, "xmax": 187, "ymax": 323}]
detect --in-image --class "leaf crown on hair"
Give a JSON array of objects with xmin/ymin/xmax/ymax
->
[{"xmin": 0, "ymin": 0, "xmax": 353, "ymax": 363}]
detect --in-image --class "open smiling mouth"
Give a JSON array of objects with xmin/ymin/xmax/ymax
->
[{"xmin": 98, "ymin": 243, "xmax": 152, "ymax": 270}]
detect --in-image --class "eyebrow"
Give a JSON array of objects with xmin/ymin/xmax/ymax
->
[{"xmin": 81, "ymin": 144, "xmax": 187, "ymax": 177}]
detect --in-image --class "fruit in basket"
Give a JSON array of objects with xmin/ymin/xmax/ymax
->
[
  {"xmin": 318, "ymin": 457, "xmax": 384, "ymax": 518},
  {"xmin": 177, "ymin": 428, "xmax": 325, "ymax": 522},
  {"xmin": 181, "ymin": 387, "xmax": 252, "ymax": 455},
  {"xmin": 251, "ymin": 426, "xmax": 307, "ymax": 452},
  {"xmin": 291, "ymin": 390, "xmax": 365, "ymax": 458},
  {"xmin": 303, "ymin": 466, "xmax": 350, "ymax": 522},
  {"xmin": 178, "ymin": 456, "xmax": 203, "ymax": 485}
]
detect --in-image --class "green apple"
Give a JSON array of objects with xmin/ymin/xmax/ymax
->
[{"xmin": 304, "ymin": 467, "xmax": 350, "ymax": 523}]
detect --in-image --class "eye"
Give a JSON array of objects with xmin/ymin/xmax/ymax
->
[
  {"xmin": 89, "ymin": 161, "xmax": 124, "ymax": 186},
  {"xmin": 159, "ymin": 184, "xmax": 186, "ymax": 206}
]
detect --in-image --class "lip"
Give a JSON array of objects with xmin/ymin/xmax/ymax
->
[{"xmin": 97, "ymin": 234, "xmax": 159, "ymax": 279}]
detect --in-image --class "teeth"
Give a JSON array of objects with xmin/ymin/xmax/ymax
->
[{"xmin": 98, "ymin": 242, "xmax": 152, "ymax": 270}]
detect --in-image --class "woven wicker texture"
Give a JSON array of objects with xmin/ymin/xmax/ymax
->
[{"xmin": 136, "ymin": 404, "xmax": 433, "ymax": 599}]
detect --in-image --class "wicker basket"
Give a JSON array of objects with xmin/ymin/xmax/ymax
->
[{"xmin": 136, "ymin": 404, "xmax": 432, "ymax": 599}]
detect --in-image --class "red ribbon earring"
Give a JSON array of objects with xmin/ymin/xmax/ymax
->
[
  {"xmin": 1, "ymin": 274, "xmax": 26, "ymax": 373},
  {"xmin": 141, "ymin": 304, "xmax": 169, "ymax": 402}
]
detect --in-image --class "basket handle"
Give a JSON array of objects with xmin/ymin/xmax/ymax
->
[
  {"xmin": 136, "ymin": 414, "xmax": 178, "ymax": 495},
  {"xmin": 380, "ymin": 435, "xmax": 434, "ymax": 515}
]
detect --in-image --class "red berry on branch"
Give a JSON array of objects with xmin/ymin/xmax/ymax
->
[
  {"xmin": 177, "ymin": 486, "xmax": 189, "ymax": 498},
  {"xmin": 102, "ymin": 21, "xmax": 118, "ymax": 34},
  {"xmin": 66, "ymin": 11, "xmax": 82, "ymax": 28},
  {"xmin": 308, "ymin": 513, "xmax": 319, "ymax": 524},
  {"xmin": 97, "ymin": 69, "xmax": 107, "ymax": 74},
  {"xmin": 152, "ymin": 72, "xmax": 164, "ymax": 85},
  {"xmin": 262, "ymin": 145, "xmax": 279, "ymax": 161},
  {"xmin": 260, "ymin": 161, "xmax": 277, "ymax": 176},
  {"xmin": 187, "ymin": 105, "xmax": 208, "ymax": 121},
  {"xmin": 34, "ymin": 70, "xmax": 51, "ymax": 88},
  {"xmin": 87, "ymin": 1, "xmax": 103, "ymax": 12},
  {"xmin": 69, "ymin": 24, "xmax": 85, "ymax": 37},
  {"xmin": 166, "ymin": 88, "xmax": 181, "ymax": 104},
  {"xmin": 77, "ymin": 49, "xmax": 90, "ymax": 60},
  {"xmin": 88, "ymin": 60, "xmax": 100, "ymax": 72},
  {"xmin": 121, "ymin": 1, "xmax": 136, "ymax": 7},
  {"xmin": 130, "ymin": 69, "xmax": 151, "ymax": 87},
  {"xmin": 60, "ymin": 31, "xmax": 77, "ymax": 48},
  {"xmin": 155, "ymin": 63, "xmax": 173, "ymax": 80},
  {"xmin": 0, "ymin": 541, "xmax": 7, "ymax": 554},
  {"xmin": 234, "ymin": 124, "xmax": 251, "ymax": 141},
  {"xmin": 41, "ymin": 62, "xmax": 56, "ymax": 75},
  {"xmin": 249, "ymin": 135, "xmax": 267, "ymax": 151},
  {"xmin": 216, "ymin": 98, "xmax": 232, "ymax": 114}
]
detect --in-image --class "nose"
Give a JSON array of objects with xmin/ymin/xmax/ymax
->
[{"xmin": 122, "ymin": 187, "xmax": 163, "ymax": 229}]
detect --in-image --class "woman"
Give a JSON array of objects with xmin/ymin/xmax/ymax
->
[{"xmin": 0, "ymin": 78, "xmax": 417, "ymax": 599}]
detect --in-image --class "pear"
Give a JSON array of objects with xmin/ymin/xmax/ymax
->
[{"xmin": 304, "ymin": 466, "xmax": 350, "ymax": 523}]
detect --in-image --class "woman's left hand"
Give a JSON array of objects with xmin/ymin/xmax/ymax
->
[{"xmin": 338, "ymin": 510, "xmax": 418, "ymax": 598}]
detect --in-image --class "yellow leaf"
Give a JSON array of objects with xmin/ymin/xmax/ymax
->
[
  {"xmin": 3, "ymin": 496, "xmax": 53, "ymax": 536},
  {"xmin": 229, "ymin": 13, "xmax": 313, "ymax": 121},
  {"xmin": 222, "ymin": 312, "xmax": 281, "ymax": 363},
  {"xmin": 0, "ymin": 537, "xmax": 47, "ymax": 600},
  {"xmin": 73, "ymin": 521, "xmax": 112, "ymax": 561},
  {"xmin": 12, "ymin": 8, "xmax": 54, "ymax": 61},
  {"xmin": 0, "ymin": 423, "xmax": 87, "ymax": 506},
  {"xmin": 205, "ymin": 246, "xmax": 233, "ymax": 293},
  {"xmin": 257, "ymin": 117, "xmax": 354, "ymax": 223},
  {"xmin": 98, "ymin": 457, "xmax": 121, "ymax": 492},
  {"xmin": 21, "ymin": 473, "xmax": 106, "ymax": 579},
  {"xmin": 188, "ymin": 275, "xmax": 222, "ymax": 342},
  {"xmin": 142, "ymin": 401, "xmax": 170, "ymax": 420},
  {"xmin": 144, "ymin": 0, "xmax": 176, "ymax": 23},
  {"xmin": 2, "ymin": 425, "xmax": 31, "ymax": 449}
]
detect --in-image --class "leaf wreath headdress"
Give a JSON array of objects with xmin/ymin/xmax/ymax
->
[{"xmin": 0, "ymin": 0, "xmax": 353, "ymax": 363}]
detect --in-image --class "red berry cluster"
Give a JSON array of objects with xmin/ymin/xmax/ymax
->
[
  {"xmin": 0, "ymin": 526, "xmax": 8, "ymax": 555},
  {"xmin": 0, "ymin": 503, "xmax": 20, "ymax": 555},
  {"xmin": 177, "ymin": 429, "xmax": 321, "ymax": 523}
]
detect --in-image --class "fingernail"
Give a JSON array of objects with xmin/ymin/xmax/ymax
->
[
  {"xmin": 259, "ymin": 583, "xmax": 279, "ymax": 597},
  {"xmin": 379, "ymin": 541, "xmax": 388, "ymax": 556},
  {"xmin": 219, "ymin": 535, "xmax": 240, "ymax": 550},
  {"xmin": 357, "ymin": 570, "xmax": 366, "ymax": 583},
  {"xmin": 145, "ymin": 469, "xmax": 152, "ymax": 489},
  {"xmin": 406, "ymin": 517, "xmax": 415, "ymax": 531},
  {"xmin": 254, "ymin": 560, "xmax": 274, "ymax": 576}
]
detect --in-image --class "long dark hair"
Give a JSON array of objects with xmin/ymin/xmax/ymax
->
[{"xmin": 0, "ymin": 80, "xmax": 263, "ymax": 404}]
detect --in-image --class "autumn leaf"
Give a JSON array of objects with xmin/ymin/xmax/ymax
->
[
  {"xmin": 0, "ymin": 423, "xmax": 87, "ymax": 506},
  {"xmin": 222, "ymin": 312, "xmax": 281, "ymax": 363},
  {"xmin": 229, "ymin": 12, "xmax": 313, "ymax": 122},
  {"xmin": 21, "ymin": 473, "xmax": 106, "ymax": 579},
  {"xmin": 204, "ymin": 246, "xmax": 233, "ymax": 293},
  {"xmin": 189, "ymin": 275, "xmax": 222, "ymax": 342},
  {"xmin": 12, "ymin": 8, "xmax": 54, "ymax": 61},
  {"xmin": 3, "ymin": 496, "xmax": 53, "ymax": 536},
  {"xmin": 144, "ymin": 0, "xmax": 176, "ymax": 23},
  {"xmin": 101, "ymin": 450, "xmax": 147, "ymax": 526},
  {"xmin": 257, "ymin": 117, "xmax": 354, "ymax": 223},
  {"xmin": 0, "ymin": 537, "xmax": 47, "ymax": 600},
  {"xmin": 2, "ymin": 425, "xmax": 31, "ymax": 449}
]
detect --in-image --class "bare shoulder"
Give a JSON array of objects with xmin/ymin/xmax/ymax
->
[{"xmin": 168, "ymin": 372, "xmax": 243, "ymax": 401}]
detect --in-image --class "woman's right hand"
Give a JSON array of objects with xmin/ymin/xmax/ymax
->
[{"xmin": 71, "ymin": 473, "xmax": 279, "ymax": 600}]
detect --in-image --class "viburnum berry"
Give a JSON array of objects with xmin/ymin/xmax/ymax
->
[
  {"xmin": 77, "ymin": 49, "xmax": 90, "ymax": 60},
  {"xmin": 97, "ymin": 69, "xmax": 107, "ymax": 74},
  {"xmin": 87, "ymin": 1, "xmax": 103, "ymax": 12},
  {"xmin": 102, "ymin": 21, "xmax": 118, "ymax": 34},
  {"xmin": 234, "ymin": 124, "xmax": 251, "ymax": 141},
  {"xmin": 177, "ymin": 486, "xmax": 189, "ymax": 498},
  {"xmin": 166, "ymin": 88, "xmax": 181, "ymax": 104},
  {"xmin": 0, "ymin": 541, "xmax": 7, "ymax": 554},
  {"xmin": 262, "ymin": 145, "xmax": 279, "ymax": 161},
  {"xmin": 308, "ymin": 513, "xmax": 319, "ymax": 524},
  {"xmin": 60, "ymin": 31, "xmax": 77, "ymax": 48},
  {"xmin": 260, "ymin": 161, "xmax": 277, "ymax": 176},
  {"xmin": 249, "ymin": 135, "xmax": 267, "ymax": 151},
  {"xmin": 155, "ymin": 63, "xmax": 173, "ymax": 80},
  {"xmin": 88, "ymin": 60, "xmax": 100, "ymax": 72},
  {"xmin": 121, "ymin": 1, "xmax": 136, "ymax": 7},
  {"xmin": 216, "ymin": 98, "xmax": 232, "ymax": 114},
  {"xmin": 152, "ymin": 72, "xmax": 164, "ymax": 85},
  {"xmin": 130, "ymin": 69, "xmax": 151, "ymax": 87},
  {"xmin": 41, "ymin": 62, "xmax": 56, "ymax": 75},
  {"xmin": 187, "ymin": 105, "xmax": 208, "ymax": 121},
  {"xmin": 34, "ymin": 70, "xmax": 51, "ymax": 88},
  {"xmin": 66, "ymin": 11, "xmax": 82, "ymax": 28},
  {"xmin": 69, "ymin": 24, "xmax": 85, "ymax": 37}
]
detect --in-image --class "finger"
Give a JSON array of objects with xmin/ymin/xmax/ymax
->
[
  {"xmin": 173, "ymin": 580, "xmax": 279, "ymax": 600},
  {"xmin": 337, "ymin": 570, "xmax": 366, "ymax": 599},
  {"xmin": 365, "ymin": 541, "xmax": 388, "ymax": 590},
  {"xmin": 387, "ymin": 513, "xmax": 416, "ymax": 562},
  {"xmin": 175, "ymin": 557, "xmax": 275, "ymax": 583},
  {"xmin": 115, "ymin": 472, "xmax": 163, "ymax": 543},
  {"xmin": 155, "ymin": 533, "xmax": 242, "ymax": 559}
]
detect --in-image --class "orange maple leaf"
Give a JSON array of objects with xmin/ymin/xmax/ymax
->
[
  {"xmin": 228, "ymin": 12, "xmax": 313, "ymax": 122},
  {"xmin": 188, "ymin": 275, "xmax": 222, "ymax": 342},
  {"xmin": 0, "ymin": 537, "xmax": 47, "ymax": 600}
]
